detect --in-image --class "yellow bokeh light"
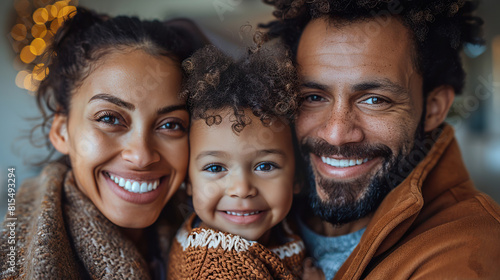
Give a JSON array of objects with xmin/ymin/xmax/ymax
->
[
  {"xmin": 15, "ymin": 70, "xmax": 30, "ymax": 89},
  {"xmin": 50, "ymin": 18, "xmax": 63, "ymax": 33},
  {"xmin": 20, "ymin": 45, "xmax": 36, "ymax": 63},
  {"xmin": 31, "ymin": 23, "xmax": 47, "ymax": 38},
  {"xmin": 58, "ymin": 5, "xmax": 76, "ymax": 19},
  {"xmin": 43, "ymin": 30, "xmax": 54, "ymax": 43},
  {"xmin": 54, "ymin": 1, "xmax": 68, "ymax": 11},
  {"xmin": 30, "ymin": 38, "xmax": 46, "ymax": 56},
  {"xmin": 11, "ymin": 24, "xmax": 28, "ymax": 41},
  {"xmin": 33, "ymin": 64, "xmax": 49, "ymax": 81},
  {"xmin": 33, "ymin": 8, "xmax": 49, "ymax": 24},
  {"xmin": 23, "ymin": 74, "xmax": 37, "ymax": 91},
  {"xmin": 46, "ymin": 5, "xmax": 58, "ymax": 21}
]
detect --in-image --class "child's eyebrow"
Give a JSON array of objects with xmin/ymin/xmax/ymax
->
[
  {"xmin": 195, "ymin": 151, "xmax": 229, "ymax": 160},
  {"xmin": 256, "ymin": 149, "xmax": 287, "ymax": 157}
]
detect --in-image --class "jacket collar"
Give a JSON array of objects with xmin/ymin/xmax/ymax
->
[{"xmin": 337, "ymin": 124, "xmax": 469, "ymax": 278}]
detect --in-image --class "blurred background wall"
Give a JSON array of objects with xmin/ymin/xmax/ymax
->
[{"xmin": 1, "ymin": 0, "xmax": 499, "ymax": 221}]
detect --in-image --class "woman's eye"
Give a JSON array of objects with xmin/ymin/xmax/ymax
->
[
  {"xmin": 255, "ymin": 162, "xmax": 277, "ymax": 172},
  {"xmin": 96, "ymin": 113, "xmax": 121, "ymax": 125},
  {"xmin": 204, "ymin": 165, "xmax": 227, "ymax": 173},
  {"xmin": 160, "ymin": 121, "xmax": 185, "ymax": 131},
  {"xmin": 361, "ymin": 96, "xmax": 388, "ymax": 105}
]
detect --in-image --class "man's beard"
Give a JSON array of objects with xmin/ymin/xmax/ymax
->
[{"xmin": 299, "ymin": 121, "xmax": 428, "ymax": 226}]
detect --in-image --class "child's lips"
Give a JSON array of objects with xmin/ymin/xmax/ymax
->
[{"xmin": 218, "ymin": 210, "xmax": 267, "ymax": 225}]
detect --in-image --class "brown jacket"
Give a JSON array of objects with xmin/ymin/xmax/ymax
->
[
  {"xmin": 333, "ymin": 124, "xmax": 500, "ymax": 279},
  {"xmin": 168, "ymin": 214, "xmax": 305, "ymax": 279}
]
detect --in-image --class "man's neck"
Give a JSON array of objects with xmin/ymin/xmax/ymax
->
[{"xmin": 306, "ymin": 215, "xmax": 372, "ymax": 237}]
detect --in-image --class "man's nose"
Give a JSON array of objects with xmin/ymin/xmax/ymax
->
[
  {"xmin": 121, "ymin": 130, "xmax": 160, "ymax": 168},
  {"xmin": 317, "ymin": 103, "xmax": 364, "ymax": 147}
]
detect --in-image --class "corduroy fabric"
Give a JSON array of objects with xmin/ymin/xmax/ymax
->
[
  {"xmin": 0, "ymin": 162, "xmax": 175, "ymax": 279},
  {"xmin": 167, "ymin": 213, "xmax": 305, "ymax": 279},
  {"xmin": 331, "ymin": 124, "xmax": 500, "ymax": 279}
]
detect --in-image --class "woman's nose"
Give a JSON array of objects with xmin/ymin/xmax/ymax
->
[{"xmin": 121, "ymin": 131, "xmax": 160, "ymax": 168}]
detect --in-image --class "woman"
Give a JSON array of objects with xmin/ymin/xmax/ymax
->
[{"xmin": 0, "ymin": 7, "xmax": 206, "ymax": 279}]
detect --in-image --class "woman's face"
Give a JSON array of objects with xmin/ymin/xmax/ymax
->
[{"xmin": 50, "ymin": 50, "xmax": 189, "ymax": 228}]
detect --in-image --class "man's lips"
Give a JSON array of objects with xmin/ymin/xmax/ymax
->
[{"xmin": 311, "ymin": 153, "xmax": 381, "ymax": 180}]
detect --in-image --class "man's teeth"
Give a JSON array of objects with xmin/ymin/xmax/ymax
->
[
  {"xmin": 225, "ymin": 211, "xmax": 261, "ymax": 216},
  {"xmin": 321, "ymin": 156, "xmax": 369, "ymax": 168},
  {"xmin": 108, "ymin": 174, "xmax": 159, "ymax": 194}
]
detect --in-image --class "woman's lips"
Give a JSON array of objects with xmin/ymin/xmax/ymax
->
[
  {"xmin": 103, "ymin": 171, "xmax": 168, "ymax": 204},
  {"xmin": 218, "ymin": 210, "xmax": 266, "ymax": 225}
]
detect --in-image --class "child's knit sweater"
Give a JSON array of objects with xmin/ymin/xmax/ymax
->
[{"xmin": 167, "ymin": 214, "xmax": 305, "ymax": 279}]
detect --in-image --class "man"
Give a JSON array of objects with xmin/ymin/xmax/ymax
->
[{"xmin": 262, "ymin": 0, "xmax": 500, "ymax": 279}]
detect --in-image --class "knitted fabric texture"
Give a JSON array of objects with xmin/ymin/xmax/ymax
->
[
  {"xmin": 167, "ymin": 214, "xmax": 305, "ymax": 280},
  {"xmin": 0, "ymin": 162, "xmax": 175, "ymax": 279}
]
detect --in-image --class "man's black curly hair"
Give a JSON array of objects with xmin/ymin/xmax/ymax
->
[
  {"xmin": 261, "ymin": 0, "xmax": 484, "ymax": 96},
  {"xmin": 181, "ymin": 44, "xmax": 300, "ymax": 133}
]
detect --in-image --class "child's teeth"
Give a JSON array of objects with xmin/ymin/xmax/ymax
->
[
  {"xmin": 226, "ymin": 211, "xmax": 260, "ymax": 216},
  {"xmin": 108, "ymin": 173, "xmax": 160, "ymax": 194}
]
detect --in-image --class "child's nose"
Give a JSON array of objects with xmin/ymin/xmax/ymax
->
[{"xmin": 226, "ymin": 174, "xmax": 257, "ymax": 199}]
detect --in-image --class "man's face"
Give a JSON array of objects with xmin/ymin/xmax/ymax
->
[{"xmin": 296, "ymin": 17, "xmax": 425, "ymax": 224}]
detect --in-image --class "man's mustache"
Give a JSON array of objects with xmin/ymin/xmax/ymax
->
[{"xmin": 300, "ymin": 137, "xmax": 393, "ymax": 160}]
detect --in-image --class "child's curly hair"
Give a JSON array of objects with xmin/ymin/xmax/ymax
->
[{"xmin": 182, "ymin": 44, "xmax": 300, "ymax": 133}]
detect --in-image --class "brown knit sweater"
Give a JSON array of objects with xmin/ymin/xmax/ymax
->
[
  {"xmin": 167, "ymin": 213, "xmax": 305, "ymax": 279},
  {"xmin": 0, "ymin": 162, "xmax": 176, "ymax": 279}
]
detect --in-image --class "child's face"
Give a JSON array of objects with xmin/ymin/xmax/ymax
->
[
  {"xmin": 50, "ymin": 50, "xmax": 189, "ymax": 229},
  {"xmin": 188, "ymin": 108, "xmax": 296, "ymax": 241}
]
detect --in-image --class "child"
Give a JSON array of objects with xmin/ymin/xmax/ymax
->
[{"xmin": 167, "ymin": 44, "xmax": 306, "ymax": 279}]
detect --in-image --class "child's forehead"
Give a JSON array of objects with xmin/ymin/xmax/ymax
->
[{"xmin": 188, "ymin": 108, "xmax": 293, "ymax": 154}]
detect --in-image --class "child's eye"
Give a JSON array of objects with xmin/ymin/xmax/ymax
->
[
  {"xmin": 203, "ymin": 164, "xmax": 227, "ymax": 173},
  {"xmin": 255, "ymin": 162, "xmax": 278, "ymax": 172}
]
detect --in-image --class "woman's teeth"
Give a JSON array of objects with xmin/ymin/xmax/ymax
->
[
  {"xmin": 321, "ymin": 156, "xmax": 369, "ymax": 168},
  {"xmin": 108, "ymin": 174, "xmax": 159, "ymax": 194},
  {"xmin": 225, "ymin": 211, "xmax": 261, "ymax": 216}
]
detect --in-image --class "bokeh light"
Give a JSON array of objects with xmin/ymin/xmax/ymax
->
[
  {"xmin": 10, "ymin": 0, "xmax": 78, "ymax": 92},
  {"xmin": 11, "ymin": 24, "xmax": 28, "ymax": 41},
  {"xmin": 20, "ymin": 45, "xmax": 36, "ymax": 63},
  {"xmin": 30, "ymin": 38, "xmax": 46, "ymax": 55},
  {"xmin": 31, "ymin": 23, "xmax": 47, "ymax": 38},
  {"xmin": 33, "ymin": 7, "xmax": 49, "ymax": 24},
  {"xmin": 15, "ymin": 70, "xmax": 30, "ymax": 89}
]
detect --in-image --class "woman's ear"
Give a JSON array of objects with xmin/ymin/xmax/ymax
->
[
  {"xmin": 49, "ymin": 114, "xmax": 70, "ymax": 155},
  {"xmin": 424, "ymin": 85, "xmax": 455, "ymax": 132},
  {"xmin": 293, "ymin": 181, "xmax": 301, "ymax": 194},
  {"xmin": 186, "ymin": 181, "xmax": 193, "ymax": 196}
]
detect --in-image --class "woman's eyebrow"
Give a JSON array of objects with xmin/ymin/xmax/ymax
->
[
  {"xmin": 88, "ymin": 93, "xmax": 134, "ymax": 110},
  {"xmin": 157, "ymin": 104, "xmax": 188, "ymax": 115}
]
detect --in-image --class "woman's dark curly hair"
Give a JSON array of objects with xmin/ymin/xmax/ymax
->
[
  {"xmin": 261, "ymin": 0, "xmax": 484, "ymax": 96},
  {"xmin": 181, "ymin": 44, "xmax": 300, "ymax": 133},
  {"xmin": 33, "ymin": 7, "xmax": 207, "ymax": 164}
]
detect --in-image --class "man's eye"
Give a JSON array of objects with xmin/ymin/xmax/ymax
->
[
  {"xmin": 204, "ymin": 165, "xmax": 227, "ymax": 173},
  {"xmin": 361, "ymin": 96, "xmax": 387, "ymax": 105},
  {"xmin": 304, "ymin": 94, "xmax": 325, "ymax": 102},
  {"xmin": 255, "ymin": 162, "xmax": 277, "ymax": 172}
]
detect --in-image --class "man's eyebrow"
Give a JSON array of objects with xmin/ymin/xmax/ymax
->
[
  {"xmin": 196, "ymin": 151, "xmax": 229, "ymax": 161},
  {"xmin": 157, "ymin": 104, "xmax": 187, "ymax": 115},
  {"xmin": 300, "ymin": 81, "xmax": 330, "ymax": 92},
  {"xmin": 89, "ymin": 93, "xmax": 135, "ymax": 110},
  {"xmin": 352, "ymin": 78, "xmax": 408, "ymax": 95}
]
